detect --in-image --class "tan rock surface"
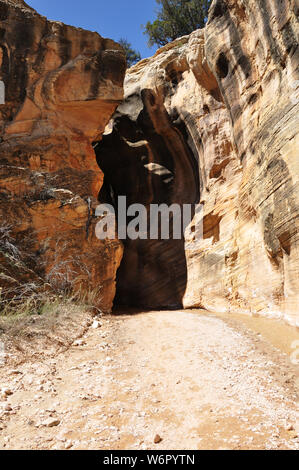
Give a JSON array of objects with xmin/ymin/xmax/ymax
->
[
  {"xmin": 205, "ymin": 0, "xmax": 299, "ymax": 324},
  {"xmin": 0, "ymin": 0, "xmax": 126, "ymax": 311},
  {"xmin": 95, "ymin": 30, "xmax": 241, "ymax": 312},
  {"xmin": 95, "ymin": 0, "xmax": 298, "ymax": 324},
  {"xmin": 0, "ymin": 0, "xmax": 298, "ymax": 322}
]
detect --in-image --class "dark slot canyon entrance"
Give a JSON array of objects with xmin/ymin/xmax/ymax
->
[{"xmin": 94, "ymin": 89, "xmax": 200, "ymax": 310}]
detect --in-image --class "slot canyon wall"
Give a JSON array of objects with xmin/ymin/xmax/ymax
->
[
  {"xmin": 0, "ymin": 0, "xmax": 125, "ymax": 311},
  {"xmin": 203, "ymin": 0, "xmax": 299, "ymax": 324},
  {"xmin": 0, "ymin": 0, "xmax": 298, "ymax": 323},
  {"xmin": 96, "ymin": 0, "xmax": 299, "ymax": 324}
]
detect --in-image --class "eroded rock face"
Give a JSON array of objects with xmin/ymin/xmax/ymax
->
[
  {"xmin": 0, "ymin": 0, "xmax": 126, "ymax": 311},
  {"xmin": 205, "ymin": 0, "xmax": 299, "ymax": 324},
  {"xmin": 1, "ymin": 0, "xmax": 298, "ymax": 323},
  {"xmin": 96, "ymin": 0, "xmax": 299, "ymax": 324},
  {"xmin": 95, "ymin": 31, "xmax": 238, "ymax": 309}
]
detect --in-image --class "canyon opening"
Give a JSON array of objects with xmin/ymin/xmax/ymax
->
[{"xmin": 0, "ymin": 0, "xmax": 298, "ymax": 454}]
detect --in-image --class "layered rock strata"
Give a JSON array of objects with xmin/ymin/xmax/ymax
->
[
  {"xmin": 95, "ymin": 31, "xmax": 240, "ymax": 310},
  {"xmin": 96, "ymin": 0, "xmax": 299, "ymax": 324},
  {"xmin": 204, "ymin": 0, "xmax": 299, "ymax": 324},
  {"xmin": 0, "ymin": 0, "xmax": 126, "ymax": 312},
  {"xmin": 0, "ymin": 0, "xmax": 298, "ymax": 323}
]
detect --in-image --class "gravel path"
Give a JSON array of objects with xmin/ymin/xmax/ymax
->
[{"xmin": 0, "ymin": 310, "xmax": 298, "ymax": 450}]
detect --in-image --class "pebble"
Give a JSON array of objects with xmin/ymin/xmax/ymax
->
[
  {"xmin": 3, "ymin": 404, "xmax": 12, "ymax": 412},
  {"xmin": 10, "ymin": 370, "xmax": 22, "ymax": 376},
  {"xmin": 42, "ymin": 418, "xmax": 61, "ymax": 428},
  {"xmin": 154, "ymin": 434, "xmax": 162, "ymax": 444},
  {"xmin": 65, "ymin": 441, "xmax": 73, "ymax": 450}
]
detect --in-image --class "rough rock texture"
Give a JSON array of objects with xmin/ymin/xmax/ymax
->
[
  {"xmin": 0, "ymin": 0, "xmax": 298, "ymax": 323},
  {"xmin": 96, "ymin": 35, "xmax": 202, "ymax": 308},
  {"xmin": 0, "ymin": 0, "xmax": 126, "ymax": 311},
  {"xmin": 205, "ymin": 0, "xmax": 299, "ymax": 324},
  {"xmin": 95, "ymin": 32, "xmax": 240, "ymax": 310},
  {"xmin": 96, "ymin": 0, "xmax": 299, "ymax": 324}
]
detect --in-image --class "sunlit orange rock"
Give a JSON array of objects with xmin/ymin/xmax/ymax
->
[{"xmin": 0, "ymin": 0, "xmax": 126, "ymax": 312}]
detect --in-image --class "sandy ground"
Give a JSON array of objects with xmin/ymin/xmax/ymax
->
[{"xmin": 0, "ymin": 309, "xmax": 298, "ymax": 450}]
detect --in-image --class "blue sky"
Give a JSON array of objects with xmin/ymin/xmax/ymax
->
[{"xmin": 27, "ymin": 0, "xmax": 158, "ymax": 59}]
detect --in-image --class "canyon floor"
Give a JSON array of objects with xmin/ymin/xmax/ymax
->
[{"xmin": 0, "ymin": 309, "xmax": 299, "ymax": 450}]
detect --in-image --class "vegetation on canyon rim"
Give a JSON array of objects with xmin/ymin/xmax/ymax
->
[
  {"xmin": 118, "ymin": 38, "xmax": 141, "ymax": 67},
  {"xmin": 144, "ymin": 0, "xmax": 212, "ymax": 47},
  {"xmin": 120, "ymin": 0, "xmax": 212, "ymax": 65}
]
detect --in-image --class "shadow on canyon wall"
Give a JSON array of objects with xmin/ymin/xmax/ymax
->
[{"xmin": 94, "ymin": 89, "xmax": 200, "ymax": 309}]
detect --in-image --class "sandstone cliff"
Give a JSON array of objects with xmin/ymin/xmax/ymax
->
[
  {"xmin": 0, "ymin": 0, "xmax": 126, "ymax": 311},
  {"xmin": 0, "ymin": 0, "xmax": 298, "ymax": 324},
  {"xmin": 95, "ymin": 0, "xmax": 299, "ymax": 324},
  {"xmin": 205, "ymin": 0, "xmax": 299, "ymax": 324}
]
